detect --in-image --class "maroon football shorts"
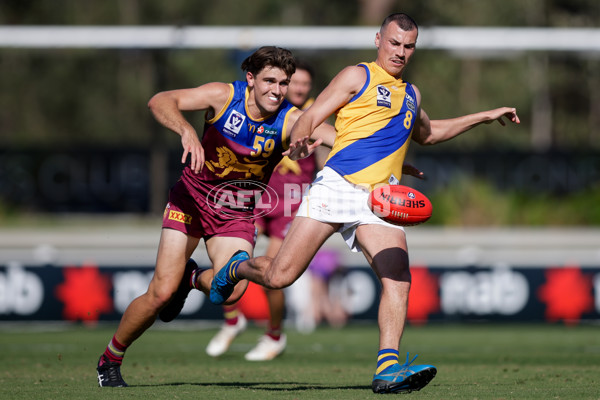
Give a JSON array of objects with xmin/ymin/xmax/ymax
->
[{"xmin": 162, "ymin": 179, "xmax": 257, "ymax": 245}]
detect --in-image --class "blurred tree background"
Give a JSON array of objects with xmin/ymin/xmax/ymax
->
[{"xmin": 0, "ymin": 0, "xmax": 599, "ymax": 225}]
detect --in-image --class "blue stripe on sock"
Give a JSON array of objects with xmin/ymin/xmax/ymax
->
[
  {"xmin": 378, "ymin": 355, "xmax": 398, "ymax": 364},
  {"xmin": 377, "ymin": 348, "xmax": 399, "ymax": 368},
  {"xmin": 378, "ymin": 348, "xmax": 399, "ymax": 358}
]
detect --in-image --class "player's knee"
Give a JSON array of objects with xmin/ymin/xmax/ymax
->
[
  {"xmin": 263, "ymin": 272, "xmax": 292, "ymax": 290},
  {"xmin": 378, "ymin": 262, "xmax": 411, "ymax": 283},
  {"xmin": 149, "ymin": 284, "xmax": 177, "ymax": 311},
  {"xmin": 262, "ymin": 257, "xmax": 299, "ymax": 289},
  {"xmin": 397, "ymin": 267, "xmax": 411, "ymax": 282}
]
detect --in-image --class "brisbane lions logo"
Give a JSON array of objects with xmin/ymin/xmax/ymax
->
[{"xmin": 205, "ymin": 147, "xmax": 268, "ymax": 179}]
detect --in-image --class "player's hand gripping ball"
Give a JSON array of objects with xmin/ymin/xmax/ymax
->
[{"xmin": 368, "ymin": 185, "xmax": 432, "ymax": 226}]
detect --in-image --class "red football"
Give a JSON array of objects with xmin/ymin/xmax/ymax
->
[{"xmin": 368, "ymin": 185, "xmax": 432, "ymax": 226}]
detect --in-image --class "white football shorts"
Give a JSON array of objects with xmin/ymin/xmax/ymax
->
[{"xmin": 296, "ymin": 167, "xmax": 404, "ymax": 252}]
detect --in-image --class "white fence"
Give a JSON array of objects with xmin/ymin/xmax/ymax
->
[{"xmin": 1, "ymin": 26, "xmax": 600, "ymax": 55}]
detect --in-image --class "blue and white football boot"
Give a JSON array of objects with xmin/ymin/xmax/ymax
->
[
  {"xmin": 372, "ymin": 353, "xmax": 437, "ymax": 394},
  {"xmin": 210, "ymin": 250, "xmax": 249, "ymax": 305}
]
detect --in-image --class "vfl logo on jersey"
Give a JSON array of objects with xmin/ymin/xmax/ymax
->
[
  {"xmin": 405, "ymin": 93, "xmax": 416, "ymax": 113},
  {"xmin": 376, "ymin": 85, "xmax": 391, "ymax": 108},
  {"xmin": 223, "ymin": 110, "xmax": 245, "ymax": 137}
]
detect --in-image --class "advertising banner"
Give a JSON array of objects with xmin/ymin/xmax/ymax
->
[{"xmin": 1, "ymin": 263, "xmax": 598, "ymax": 325}]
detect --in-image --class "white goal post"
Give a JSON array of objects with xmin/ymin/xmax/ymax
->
[{"xmin": 1, "ymin": 26, "xmax": 599, "ymax": 54}]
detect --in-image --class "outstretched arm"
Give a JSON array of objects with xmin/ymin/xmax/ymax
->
[
  {"xmin": 411, "ymin": 85, "xmax": 520, "ymax": 146},
  {"xmin": 413, "ymin": 107, "xmax": 520, "ymax": 146},
  {"xmin": 148, "ymin": 82, "xmax": 230, "ymax": 173}
]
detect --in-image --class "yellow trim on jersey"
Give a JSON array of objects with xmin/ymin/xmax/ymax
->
[{"xmin": 206, "ymin": 83, "xmax": 234, "ymax": 125}]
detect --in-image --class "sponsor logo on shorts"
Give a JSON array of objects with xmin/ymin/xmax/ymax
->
[
  {"xmin": 168, "ymin": 210, "xmax": 192, "ymax": 224},
  {"xmin": 313, "ymin": 202, "xmax": 332, "ymax": 216},
  {"xmin": 376, "ymin": 85, "xmax": 391, "ymax": 108}
]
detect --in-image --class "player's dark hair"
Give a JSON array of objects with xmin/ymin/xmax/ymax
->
[
  {"xmin": 241, "ymin": 46, "xmax": 296, "ymax": 78},
  {"xmin": 381, "ymin": 13, "xmax": 418, "ymax": 34}
]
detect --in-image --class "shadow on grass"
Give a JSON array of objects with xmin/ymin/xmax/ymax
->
[{"xmin": 132, "ymin": 381, "xmax": 371, "ymax": 391}]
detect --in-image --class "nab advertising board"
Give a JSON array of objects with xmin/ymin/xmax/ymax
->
[{"xmin": 1, "ymin": 262, "xmax": 599, "ymax": 325}]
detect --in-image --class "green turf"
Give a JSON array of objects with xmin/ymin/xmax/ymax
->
[{"xmin": 1, "ymin": 322, "xmax": 598, "ymax": 399}]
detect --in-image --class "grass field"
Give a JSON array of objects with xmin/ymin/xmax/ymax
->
[{"xmin": 1, "ymin": 322, "xmax": 599, "ymax": 399}]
